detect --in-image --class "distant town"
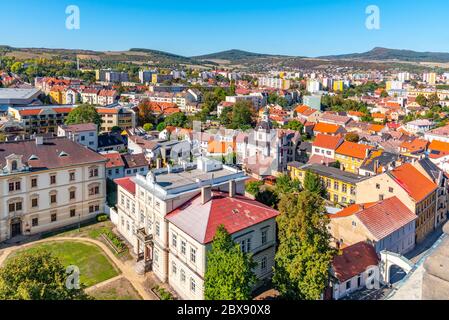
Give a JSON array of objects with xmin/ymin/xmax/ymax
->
[{"xmin": 1, "ymin": 44, "xmax": 449, "ymax": 302}]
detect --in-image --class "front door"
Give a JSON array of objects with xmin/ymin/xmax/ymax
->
[{"xmin": 10, "ymin": 221, "xmax": 21, "ymax": 238}]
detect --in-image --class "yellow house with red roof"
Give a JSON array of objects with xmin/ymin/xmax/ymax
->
[{"xmin": 335, "ymin": 141, "xmax": 373, "ymax": 174}]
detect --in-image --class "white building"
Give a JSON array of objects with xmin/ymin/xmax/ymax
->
[
  {"xmin": 57, "ymin": 123, "xmax": 98, "ymax": 151},
  {"xmin": 113, "ymin": 157, "xmax": 279, "ymax": 299},
  {"xmin": 405, "ymin": 119, "xmax": 435, "ymax": 134},
  {"xmin": 0, "ymin": 137, "xmax": 107, "ymax": 242}
]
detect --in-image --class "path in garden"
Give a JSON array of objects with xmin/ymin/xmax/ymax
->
[{"xmin": 0, "ymin": 237, "xmax": 157, "ymax": 300}]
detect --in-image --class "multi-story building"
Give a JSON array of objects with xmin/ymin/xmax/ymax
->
[
  {"xmin": 335, "ymin": 141, "xmax": 373, "ymax": 174},
  {"xmin": 0, "ymin": 137, "xmax": 107, "ymax": 242},
  {"xmin": 151, "ymin": 74, "xmax": 174, "ymax": 84},
  {"xmin": 356, "ymin": 162, "xmax": 438, "ymax": 243},
  {"xmin": 97, "ymin": 106, "xmax": 136, "ymax": 133},
  {"xmin": 288, "ymin": 162, "xmax": 366, "ymax": 205},
  {"xmin": 113, "ymin": 157, "xmax": 279, "ymax": 300},
  {"xmin": 8, "ymin": 105, "xmax": 74, "ymax": 134},
  {"xmin": 97, "ymin": 90, "xmax": 118, "ymax": 106},
  {"xmin": 57, "ymin": 123, "xmax": 98, "ymax": 151},
  {"xmin": 139, "ymin": 70, "xmax": 154, "ymax": 84},
  {"xmin": 257, "ymin": 77, "xmax": 291, "ymax": 90},
  {"xmin": 328, "ymin": 196, "xmax": 416, "ymax": 254},
  {"xmin": 333, "ymin": 80, "xmax": 344, "ymax": 92}
]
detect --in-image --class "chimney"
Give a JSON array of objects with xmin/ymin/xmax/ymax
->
[
  {"xmin": 201, "ymin": 185, "xmax": 212, "ymax": 204},
  {"xmin": 229, "ymin": 180, "xmax": 236, "ymax": 198},
  {"xmin": 35, "ymin": 136, "xmax": 44, "ymax": 145}
]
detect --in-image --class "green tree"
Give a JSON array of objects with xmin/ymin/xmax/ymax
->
[
  {"xmin": 230, "ymin": 100, "xmax": 254, "ymax": 130},
  {"xmin": 164, "ymin": 112, "xmax": 187, "ymax": 127},
  {"xmin": 303, "ymin": 171, "xmax": 326, "ymax": 198},
  {"xmin": 10, "ymin": 62, "xmax": 24, "ymax": 74},
  {"xmin": 283, "ymin": 120, "xmax": 304, "ymax": 132},
  {"xmin": 416, "ymin": 94, "xmax": 428, "ymax": 107},
  {"xmin": 274, "ymin": 174, "xmax": 301, "ymax": 197},
  {"xmin": 65, "ymin": 104, "xmax": 102, "ymax": 127},
  {"xmin": 157, "ymin": 122, "xmax": 166, "ymax": 132},
  {"xmin": 273, "ymin": 191, "xmax": 335, "ymax": 300},
  {"xmin": 143, "ymin": 123, "xmax": 153, "ymax": 132},
  {"xmin": 0, "ymin": 249, "xmax": 90, "ymax": 300},
  {"xmin": 245, "ymin": 181, "xmax": 263, "ymax": 196},
  {"xmin": 137, "ymin": 100, "xmax": 156, "ymax": 126},
  {"xmin": 204, "ymin": 225, "xmax": 257, "ymax": 300}
]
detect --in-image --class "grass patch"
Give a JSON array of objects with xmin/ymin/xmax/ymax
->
[
  {"xmin": 90, "ymin": 277, "xmax": 142, "ymax": 300},
  {"xmin": 9, "ymin": 241, "xmax": 120, "ymax": 287}
]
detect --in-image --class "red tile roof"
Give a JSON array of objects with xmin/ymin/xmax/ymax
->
[
  {"xmin": 103, "ymin": 152, "xmax": 125, "ymax": 168},
  {"xmin": 332, "ymin": 242, "xmax": 379, "ymax": 282},
  {"xmin": 390, "ymin": 163, "xmax": 437, "ymax": 202},
  {"xmin": 312, "ymin": 134, "xmax": 343, "ymax": 150},
  {"xmin": 336, "ymin": 141, "xmax": 373, "ymax": 159},
  {"xmin": 114, "ymin": 177, "xmax": 136, "ymax": 195},
  {"xmin": 166, "ymin": 191, "xmax": 279, "ymax": 244},
  {"xmin": 331, "ymin": 197, "xmax": 417, "ymax": 240}
]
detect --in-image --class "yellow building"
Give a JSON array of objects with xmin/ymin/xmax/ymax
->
[
  {"xmin": 333, "ymin": 80, "xmax": 344, "ymax": 92},
  {"xmin": 49, "ymin": 89, "xmax": 64, "ymax": 104},
  {"xmin": 287, "ymin": 162, "xmax": 367, "ymax": 205},
  {"xmin": 335, "ymin": 141, "xmax": 372, "ymax": 174}
]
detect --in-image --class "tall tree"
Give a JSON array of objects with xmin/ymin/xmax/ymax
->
[
  {"xmin": 303, "ymin": 171, "xmax": 326, "ymax": 198},
  {"xmin": 274, "ymin": 174, "xmax": 301, "ymax": 197},
  {"xmin": 0, "ymin": 249, "xmax": 90, "ymax": 300},
  {"xmin": 204, "ymin": 225, "xmax": 257, "ymax": 300},
  {"xmin": 137, "ymin": 100, "xmax": 156, "ymax": 126},
  {"xmin": 231, "ymin": 100, "xmax": 254, "ymax": 130},
  {"xmin": 273, "ymin": 191, "xmax": 335, "ymax": 300},
  {"xmin": 65, "ymin": 104, "xmax": 102, "ymax": 127}
]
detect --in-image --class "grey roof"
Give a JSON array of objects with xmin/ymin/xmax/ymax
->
[
  {"xmin": 0, "ymin": 88, "xmax": 41, "ymax": 105},
  {"xmin": 417, "ymin": 157, "xmax": 442, "ymax": 182},
  {"xmin": 98, "ymin": 133, "xmax": 126, "ymax": 148},
  {"xmin": 291, "ymin": 162, "xmax": 367, "ymax": 184},
  {"xmin": 360, "ymin": 151, "xmax": 399, "ymax": 172}
]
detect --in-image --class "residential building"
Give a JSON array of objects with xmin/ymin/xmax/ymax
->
[
  {"xmin": 97, "ymin": 106, "xmax": 136, "ymax": 133},
  {"xmin": 310, "ymin": 134, "xmax": 344, "ymax": 164},
  {"xmin": 405, "ymin": 119, "xmax": 435, "ymax": 135},
  {"xmin": 356, "ymin": 163, "xmax": 438, "ymax": 243},
  {"xmin": 329, "ymin": 197, "xmax": 416, "ymax": 254},
  {"xmin": 113, "ymin": 157, "xmax": 278, "ymax": 299},
  {"xmin": 0, "ymin": 137, "xmax": 107, "ymax": 242},
  {"xmin": 330, "ymin": 242, "xmax": 380, "ymax": 300},
  {"xmin": 288, "ymin": 162, "xmax": 365, "ymax": 205},
  {"xmin": 57, "ymin": 123, "xmax": 98, "ymax": 151},
  {"xmin": 98, "ymin": 132, "xmax": 127, "ymax": 153},
  {"xmin": 335, "ymin": 141, "xmax": 373, "ymax": 174},
  {"xmin": 102, "ymin": 152, "xmax": 125, "ymax": 180},
  {"xmin": 122, "ymin": 153, "xmax": 149, "ymax": 176}
]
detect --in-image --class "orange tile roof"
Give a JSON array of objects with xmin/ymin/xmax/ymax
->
[
  {"xmin": 97, "ymin": 108, "xmax": 119, "ymax": 114},
  {"xmin": 207, "ymin": 140, "xmax": 236, "ymax": 154},
  {"xmin": 390, "ymin": 163, "xmax": 437, "ymax": 202},
  {"xmin": 18, "ymin": 109, "xmax": 42, "ymax": 116},
  {"xmin": 429, "ymin": 140, "xmax": 449, "ymax": 153},
  {"xmin": 312, "ymin": 134, "xmax": 343, "ymax": 150},
  {"xmin": 336, "ymin": 141, "xmax": 373, "ymax": 159},
  {"xmin": 53, "ymin": 107, "xmax": 73, "ymax": 114},
  {"xmin": 372, "ymin": 112, "xmax": 386, "ymax": 119},
  {"xmin": 103, "ymin": 152, "xmax": 125, "ymax": 168},
  {"xmin": 400, "ymin": 139, "xmax": 428, "ymax": 153},
  {"xmin": 314, "ymin": 122, "xmax": 342, "ymax": 134},
  {"xmin": 369, "ymin": 124, "xmax": 385, "ymax": 132},
  {"xmin": 295, "ymin": 105, "xmax": 316, "ymax": 116}
]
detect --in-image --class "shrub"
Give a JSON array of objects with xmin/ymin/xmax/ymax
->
[
  {"xmin": 245, "ymin": 181, "xmax": 263, "ymax": 196},
  {"xmin": 96, "ymin": 214, "xmax": 108, "ymax": 222},
  {"xmin": 153, "ymin": 285, "xmax": 174, "ymax": 300}
]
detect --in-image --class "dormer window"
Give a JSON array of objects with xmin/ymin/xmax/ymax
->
[{"xmin": 11, "ymin": 161, "xmax": 17, "ymax": 171}]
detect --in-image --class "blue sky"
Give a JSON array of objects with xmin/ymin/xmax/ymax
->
[{"xmin": 1, "ymin": 0, "xmax": 448, "ymax": 57}]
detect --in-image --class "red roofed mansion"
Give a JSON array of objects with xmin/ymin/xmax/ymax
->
[
  {"xmin": 0, "ymin": 137, "xmax": 107, "ymax": 242},
  {"xmin": 113, "ymin": 157, "xmax": 279, "ymax": 299}
]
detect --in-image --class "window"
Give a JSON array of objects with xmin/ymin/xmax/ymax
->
[
  {"xmin": 51, "ymin": 213, "xmax": 57, "ymax": 222},
  {"xmin": 379, "ymin": 194, "xmax": 384, "ymax": 201},
  {"xmin": 50, "ymin": 194, "xmax": 57, "ymax": 204},
  {"xmin": 155, "ymin": 222, "xmax": 160, "ymax": 237},
  {"xmin": 70, "ymin": 190, "xmax": 76, "ymax": 200},
  {"xmin": 89, "ymin": 167, "xmax": 99, "ymax": 178},
  {"xmin": 352, "ymin": 221, "xmax": 357, "ymax": 227},
  {"xmin": 31, "ymin": 178, "xmax": 37, "ymax": 188},
  {"xmin": 334, "ymin": 181, "xmax": 339, "ymax": 190},
  {"xmin": 9, "ymin": 181, "xmax": 21, "ymax": 192},
  {"xmin": 376, "ymin": 183, "xmax": 380, "ymax": 189},
  {"xmin": 32, "ymin": 218, "xmax": 39, "ymax": 227},
  {"xmin": 261, "ymin": 257, "xmax": 267, "ymax": 271},
  {"xmin": 70, "ymin": 209, "xmax": 76, "ymax": 217},
  {"xmin": 50, "ymin": 175, "xmax": 56, "ymax": 184},
  {"xmin": 190, "ymin": 278, "xmax": 196, "ymax": 293},
  {"xmin": 333, "ymin": 194, "xmax": 339, "ymax": 203},
  {"xmin": 342, "ymin": 184, "xmax": 347, "ymax": 193},
  {"xmin": 11, "ymin": 160, "xmax": 17, "ymax": 171},
  {"xmin": 69, "ymin": 172, "xmax": 76, "ymax": 181},
  {"xmin": 261, "ymin": 229, "xmax": 268, "ymax": 245},
  {"xmin": 181, "ymin": 240, "xmax": 186, "ymax": 255},
  {"xmin": 190, "ymin": 248, "xmax": 196, "ymax": 264},
  {"xmin": 8, "ymin": 201, "xmax": 22, "ymax": 213},
  {"xmin": 172, "ymin": 262, "xmax": 177, "ymax": 275},
  {"xmin": 172, "ymin": 233, "xmax": 177, "ymax": 248},
  {"xmin": 389, "ymin": 187, "xmax": 394, "ymax": 193},
  {"xmin": 31, "ymin": 198, "xmax": 38, "ymax": 208},
  {"xmin": 181, "ymin": 270, "xmax": 186, "ymax": 283},
  {"xmin": 89, "ymin": 185, "xmax": 100, "ymax": 196},
  {"xmin": 89, "ymin": 205, "xmax": 95, "ymax": 213},
  {"xmin": 346, "ymin": 281, "xmax": 351, "ymax": 290}
]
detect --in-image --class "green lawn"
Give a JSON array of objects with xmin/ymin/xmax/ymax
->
[
  {"xmin": 10, "ymin": 241, "xmax": 120, "ymax": 287},
  {"xmin": 90, "ymin": 277, "xmax": 142, "ymax": 300}
]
